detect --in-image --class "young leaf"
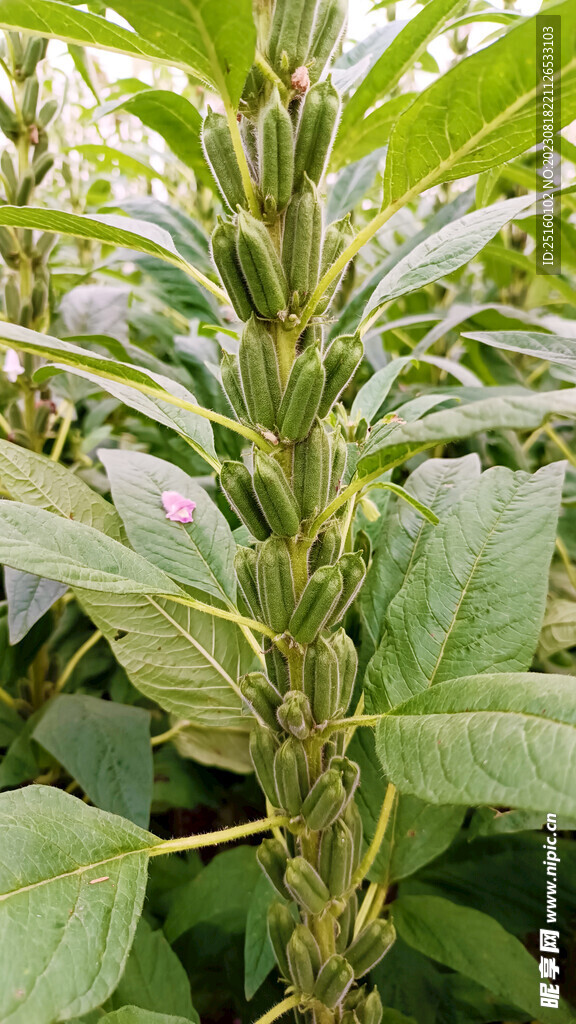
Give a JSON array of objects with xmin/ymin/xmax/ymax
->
[
  {"xmin": 0, "ymin": 786, "xmax": 160, "ymax": 1024},
  {"xmin": 5, "ymin": 568, "xmax": 66, "ymax": 645},
  {"xmin": 464, "ymin": 330, "xmax": 576, "ymax": 366},
  {"xmin": 106, "ymin": 918, "xmax": 197, "ymax": 1019},
  {"xmin": 365, "ymin": 464, "xmax": 565, "ymax": 710},
  {"xmin": 376, "ymin": 672, "xmax": 576, "ymax": 816},
  {"xmin": 33, "ymin": 695, "xmax": 153, "ymax": 827}
]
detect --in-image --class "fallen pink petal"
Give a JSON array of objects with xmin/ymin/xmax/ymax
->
[
  {"xmin": 3, "ymin": 349, "xmax": 24, "ymax": 383},
  {"xmin": 161, "ymin": 490, "xmax": 196, "ymax": 523}
]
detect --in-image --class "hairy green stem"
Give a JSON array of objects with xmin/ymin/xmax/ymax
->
[
  {"xmin": 149, "ymin": 815, "xmax": 289, "ymax": 856},
  {"xmin": 252, "ymin": 995, "xmax": 301, "ymax": 1024},
  {"xmin": 54, "ymin": 630, "xmax": 103, "ymax": 694}
]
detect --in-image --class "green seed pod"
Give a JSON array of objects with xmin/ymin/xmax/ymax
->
[
  {"xmin": 277, "ymin": 345, "xmax": 325, "ymax": 442},
  {"xmin": 265, "ymin": 647, "xmax": 290, "ymax": 694},
  {"xmin": 289, "ymin": 563, "xmax": 343, "ymax": 644},
  {"xmin": 20, "ymin": 301, "xmax": 32, "ymax": 328},
  {"xmin": 319, "ymin": 820, "xmax": 354, "ymax": 897},
  {"xmin": 319, "ymin": 334, "xmax": 364, "ymax": 417},
  {"xmin": 238, "ymin": 315, "xmax": 282, "ymax": 430},
  {"xmin": 287, "ymin": 923, "xmax": 322, "ymax": 993},
  {"xmin": 33, "ymin": 401, "xmax": 51, "ymax": 436},
  {"xmin": 31, "ymin": 278, "xmax": 48, "ymax": 320},
  {"xmin": 211, "ymin": 219, "xmax": 255, "ymax": 322},
  {"xmin": 293, "ymin": 420, "xmax": 331, "ymax": 522},
  {"xmin": 335, "ymin": 892, "xmax": 358, "ymax": 953},
  {"xmin": 309, "ymin": 521, "xmax": 341, "ymax": 572},
  {"xmin": 314, "ymin": 213, "xmax": 355, "ymax": 314},
  {"xmin": 21, "ymin": 37, "xmax": 44, "ymax": 78},
  {"xmin": 0, "ymin": 228, "xmax": 19, "ymax": 268},
  {"xmin": 16, "ymin": 169, "xmax": 34, "ymax": 206},
  {"xmin": 344, "ymin": 920, "xmax": 396, "ymax": 978},
  {"xmin": 4, "ymin": 277, "xmax": 20, "ymax": 323},
  {"xmin": 343, "ymin": 985, "xmax": 367, "ymax": 1013},
  {"xmin": 274, "ymin": 736, "xmax": 309, "ymax": 816},
  {"xmin": 35, "ymin": 231, "xmax": 57, "ymax": 260},
  {"xmin": 268, "ymin": 901, "xmax": 296, "ymax": 978},
  {"xmin": 0, "ymin": 97, "xmax": 20, "ymax": 140},
  {"xmin": 256, "ymin": 536, "xmax": 295, "ymax": 633},
  {"xmin": 240, "ymin": 672, "xmax": 282, "ymax": 731},
  {"xmin": 202, "ymin": 109, "xmax": 246, "ymax": 213},
  {"xmin": 285, "ymin": 857, "xmax": 330, "ymax": 916},
  {"xmin": 329, "ymin": 755, "xmax": 360, "ymax": 802},
  {"xmin": 220, "ymin": 351, "xmax": 248, "ymax": 421},
  {"xmin": 329, "ymin": 427, "xmax": 348, "ymax": 498},
  {"xmin": 22, "ymin": 76, "xmax": 38, "ymax": 124},
  {"xmin": 220, "ymin": 460, "xmax": 270, "ymax": 542},
  {"xmin": 253, "ymin": 452, "xmax": 300, "ymax": 537},
  {"xmin": 236, "ymin": 209, "xmax": 289, "ymax": 320},
  {"xmin": 33, "ymin": 152, "xmax": 54, "ymax": 186},
  {"xmin": 258, "ymin": 86, "xmax": 294, "ymax": 215},
  {"xmin": 361, "ymin": 989, "xmax": 384, "ymax": 1024},
  {"xmin": 341, "ymin": 800, "xmax": 363, "ymax": 872},
  {"xmin": 234, "ymin": 545, "xmax": 261, "ymax": 619},
  {"xmin": 300, "ymin": 767, "xmax": 347, "ymax": 830},
  {"xmin": 38, "ymin": 98, "xmax": 58, "ymax": 127},
  {"xmin": 21, "ymin": 228, "xmax": 33, "ymax": 256},
  {"xmin": 276, "ymin": 690, "xmax": 314, "ymax": 740},
  {"xmin": 301, "ymin": 322, "xmax": 323, "ymax": 349},
  {"xmin": 302, "ymin": 636, "xmax": 340, "ymax": 724},
  {"xmin": 268, "ymin": 0, "xmax": 317, "ymax": 73},
  {"xmin": 314, "ymin": 954, "xmax": 354, "ymax": 1009},
  {"xmin": 329, "ymin": 551, "xmax": 367, "ymax": 625},
  {"xmin": 250, "ymin": 727, "xmax": 280, "ymax": 806},
  {"xmin": 294, "ymin": 78, "xmax": 341, "ymax": 188},
  {"xmin": 309, "ymin": 0, "xmax": 349, "ymax": 83},
  {"xmin": 257, "ymin": 838, "xmax": 290, "ymax": 899},
  {"xmin": 282, "ymin": 174, "xmax": 322, "ymax": 306},
  {"xmin": 1, "ymin": 150, "xmax": 18, "ymax": 201}
]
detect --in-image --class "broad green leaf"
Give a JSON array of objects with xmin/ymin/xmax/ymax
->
[
  {"xmin": 331, "ymin": 95, "xmax": 416, "ymax": 171},
  {"xmin": 5, "ymin": 568, "xmax": 66, "ymax": 644},
  {"xmin": 100, "ymin": 450, "xmax": 236, "ymax": 603},
  {"xmin": 164, "ymin": 845, "xmax": 260, "ymax": 943},
  {"xmin": 0, "ymin": 785, "xmax": 160, "ymax": 1024},
  {"xmin": 393, "ymin": 895, "xmax": 573, "ymax": 1023},
  {"xmin": 376, "ymin": 672, "xmax": 576, "ymax": 816},
  {"xmin": 361, "ymin": 196, "xmax": 533, "ymax": 329},
  {"xmin": 108, "ymin": 0, "xmax": 256, "ymax": 107},
  {"xmin": 100, "ymin": 1010, "xmax": 195, "ymax": 1024},
  {"xmin": 33, "ymin": 695, "xmax": 153, "ymax": 827},
  {"xmin": 464, "ymin": 330, "xmax": 576, "ymax": 366},
  {"xmin": 358, "ymin": 388, "xmax": 576, "ymax": 476},
  {"xmin": 360, "ymin": 455, "xmax": 481, "ymax": 664},
  {"xmin": 0, "ymin": 503, "xmax": 184, "ymax": 596},
  {"xmin": 0, "ymin": 326, "xmax": 218, "ymax": 470},
  {"xmin": 106, "ymin": 918, "xmax": 197, "ymax": 1019},
  {"xmin": 77, "ymin": 589, "xmax": 251, "ymax": 725},
  {"xmin": 244, "ymin": 873, "xmax": 278, "ymax": 1000},
  {"xmin": 365, "ymin": 464, "xmax": 564, "ymax": 710},
  {"xmin": 539, "ymin": 597, "xmax": 576, "ymax": 657},
  {"xmin": 383, "ymin": 2, "xmax": 576, "ymax": 204},
  {"xmin": 174, "ymin": 719, "xmax": 252, "ymax": 772}
]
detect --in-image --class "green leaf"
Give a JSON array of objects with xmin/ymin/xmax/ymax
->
[
  {"xmin": 365, "ymin": 464, "xmax": 565, "ymax": 710},
  {"xmin": 392, "ymin": 895, "xmax": 574, "ymax": 1023},
  {"xmin": 358, "ymin": 389, "xmax": 576, "ymax": 476},
  {"xmin": 164, "ymin": 846, "xmax": 260, "ymax": 943},
  {"xmin": 361, "ymin": 196, "xmax": 533, "ymax": 329},
  {"xmin": 383, "ymin": 1, "xmax": 576, "ymax": 204},
  {"xmin": 100, "ymin": 1010, "xmax": 195, "ymax": 1024},
  {"xmin": 106, "ymin": 918, "xmax": 197, "ymax": 1019},
  {"xmin": 100, "ymin": 450, "xmax": 236, "ymax": 603},
  {"xmin": 539, "ymin": 597, "xmax": 576, "ymax": 657},
  {"xmin": 331, "ymin": 95, "xmax": 416, "ymax": 171},
  {"xmin": 107, "ymin": 0, "xmax": 256, "ymax": 107},
  {"xmin": 376, "ymin": 672, "xmax": 576, "ymax": 816},
  {"xmin": 174, "ymin": 719, "xmax": 252, "ymax": 772},
  {"xmin": 33, "ymin": 695, "xmax": 153, "ymax": 827},
  {"xmin": 0, "ymin": 503, "xmax": 184, "ymax": 596},
  {"xmin": 0, "ymin": 785, "xmax": 160, "ymax": 1024},
  {"xmin": 5, "ymin": 568, "xmax": 66, "ymax": 644},
  {"xmin": 464, "ymin": 330, "xmax": 576, "ymax": 366},
  {"xmin": 327, "ymin": 148, "xmax": 386, "ymax": 222},
  {"xmin": 244, "ymin": 873, "xmax": 278, "ymax": 1000}
]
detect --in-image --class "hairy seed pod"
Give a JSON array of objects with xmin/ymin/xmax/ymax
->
[
  {"xmin": 253, "ymin": 453, "xmax": 300, "ymax": 537},
  {"xmin": 342, "ymin": 799, "xmax": 363, "ymax": 872},
  {"xmin": 238, "ymin": 315, "xmax": 282, "ymax": 430},
  {"xmin": 309, "ymin": 0, "xmax": 349, "ymax": 83},
  {"xmin": 4, "ymin": 277, "xmax": 20, "ymax": 323},
  {"xmin": 236, "ymin": 209, "xmax": 289, "ymax": 320},
  {"xmin": 211, "ymin": 219, "xmax": 255, "ymax": 322},
  {"xmin": 268, "ymin": 901, "xmax": 296, "ymax": 978},
  {"xmin": 329, "ymin": 756, "xmax": 360, "ymax": 802},
  {"xmin": 289, "ymin": 564, "xmax": 343, "ymax": 644},
  {"xmin": 335, "ymin": 892, "xmax": 358, "ymax": 953},
  {"xmin": 277, "ymin": 346, "xmax": 325, "ymax": 442},
  {"xmin": 202, "ymin": 109, "xmax": 246, "ymax": 212},
  {"xmin": 20, "ymin": 301, "xmax": 32, "ymax": 328},
  {"xmin": 31, "ymin": 278, "xmax": 48, "ymax": 320},
  {"xmin": 294, "ymin": 78, "xmax": 341, "ymax": 188},
  {"xmin": 22, "ymin": 76, "xmax": 38, "ymax": 124},
  {"xmin": 258, "ymin": 86, "xmax": 294, "ymax": 215},
  {"xmin": 250, "ymin": 727, "xmax": 280, "ymax": 806},
  {"xmin": 1, "ymin": 150, "xmax": 18, "ymax": 201},
  {"xmin": 21, "ymin": 37, "xmax": 44, "ymax": 78},
  {"xmin": 315, "ymin": 213, "xmax": 355, "ymax": 314},
  {"xmin": 329, "ymin": 551, "xmax": 367, "ymax": 625},
  {"xmin": 287, "ymin": 923, "xmax": 322, "ymax": 993},
  {"xmin": 256, "ymin": 536, "xmax": 295, "ymax": 633},
  {"xmin": 268, "ymin": 0, "xmax": 316, "ymax": 73},
  {"xmin": 319, "ymin": 820, "xmax": 354, "ymax": 897},
  {"xmin": 220, "ymin": 351, "xmax": 248, "ymax": 421},
  {"xmin": 301, "ymin": 322, "xmax": 323, "ymax": 349},
  {"xmin": 274, "ymin": 736, "xmax": 309, "ymax": 816},
  {"xmin": 257, "ymin": 838, "xmax": 290, "ymax": 899},
  {"xmin": 282, "ymin": 174, "xmax": 322, "ymax": 306},
  {"xmin": 33, "ymin": 153, "xmax": 54, "ymax": 186},
  {"xmin": 302, "ymin": 636, "xmax": 340, "ymax": 724},
  {"xmin": 319, "ymin": 334, "xmax": 364, "ymax": 417},
  {"xmin": 277, "ymin": 690, "xmax": 314, "ymax": 739},
  {"xmin": 265, "ymin": 647, "xmax": 290, "ymax": 694},
  {"xmin": 35, "ymin": 231, "xmax": 57, "ymax": 260},
  {"xmin": 0, "ymin": 227, "xmax": 19, "ymax": 268},
  {"xmin": 361, "ymin": 989, "xmax": 384, "ymax": 1024},
  {"xmin": 314, "ymin": 954, "xmax": 355, "ymax": 1009},
  {"xmin": 0, "ymin": 97, "xmax": 20, "ymax": 140},
  {"xmin": 38, "ymin": 98, "xmax": 58, "ymax": 127},
  {"xmin": 309, "ymin": 521, "xmax": 342, "ymax": 572},
  {"xmin": 234, "ymin": 545, "xmax": 261, "ymax": 619},
  {"xmin": 240, "ymin": 672, "xmax": 282, "ymax": 731},
  {"xmin": 220, "ymin": 460, "xmax": 270, "ymax": 542},
  {"xmin": 300, "ymin": 767, "xmax": 347, "ymax": 830},
  {"xmin": 329, "ymin": 427, "xmax": 348, "ymax": 498},
  {"xmin": 345, "ymin": 920, "xmax": 396, "ymax": 978},
  {"xmin": 293, "ymin": 420, "xmax": 331, "ymax": 522},
  {"xmin": 16, "ymin": 169, "xmax": 34, "ymax": 206},
  {"xmin": 285, "ymin": 857, "xmax": 330, "ymax": 915}
]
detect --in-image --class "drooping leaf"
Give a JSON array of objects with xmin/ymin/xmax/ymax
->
[
  {"xmin": 106, "ymin": 918, "xmax": 197, "ymax": 1019},
  {"xmin": 0, "ymin": 786, "xmax": 160, "ymax": 1024},
  {"xmin": 164, "ymin": 845, "xmax": 260, "ymax": 943},
  {"xmin": 174, "ymin": 719, "xmax": 252, "ymax": 772},
  {"xmin": 464, "ymin": 330, "xmax": 576, "ymax": 366},
  {"xmin": 539, "ymin": 597, "xmax": 576, "ymax": 657},
  {"xmin": 5, "ymin": 568, "xmax": 66, "ymax": 645}
]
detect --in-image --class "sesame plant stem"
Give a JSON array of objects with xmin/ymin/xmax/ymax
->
[
  {"xmin": 54, "ymin": 630, "xmax": 103, "ymax": 694},
  {"xmin": 149, "ymin": 815, "xmax": 289, "ymax": 856},
  {"xmin": 352, "ymin": 783, "xmax": 397, "ymax": 887},
  {"xmin": 252, "ymin": 995, "xmax": 301, "ymax": 1024}
]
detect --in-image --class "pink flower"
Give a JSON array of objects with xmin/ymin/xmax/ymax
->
[
  {"xmin": 3, "ymin": 349, "xmax": 24, "ymax": 383},
  {"xmin": 291, "ymin": 66, "xmax": 310, "ymax": 93},
  {"xmin": 161, "ymin": 490, "xmax": 196, "ymax": 524}
]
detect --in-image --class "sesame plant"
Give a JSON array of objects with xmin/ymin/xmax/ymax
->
[{"xmin": 0, "ymin": 2, "xmax": 576, "ymax": 1024}]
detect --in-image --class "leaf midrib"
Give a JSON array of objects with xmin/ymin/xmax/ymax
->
[{"xmin": 0, "ymin": 844, "xmax": 152, "ymax": 902}]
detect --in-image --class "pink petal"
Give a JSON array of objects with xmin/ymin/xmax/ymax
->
[{"xmin": 161, "ymin": 490, "xmax": 196, "ymax": 524}]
